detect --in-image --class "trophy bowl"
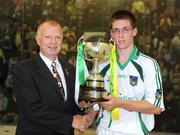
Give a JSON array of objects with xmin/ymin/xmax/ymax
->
[{"xmin": 79, "ymin": 41, "xmax": 112, "ymax": 102}]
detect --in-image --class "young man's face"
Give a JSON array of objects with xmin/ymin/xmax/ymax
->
[{"xmin": 110, "ymin": 19, "xmax": 137, "ymax": 50}]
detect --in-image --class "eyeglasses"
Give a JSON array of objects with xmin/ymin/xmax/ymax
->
[{"xmin": 111, "ymin": 27, "xmax": 134, "ymax": 34}]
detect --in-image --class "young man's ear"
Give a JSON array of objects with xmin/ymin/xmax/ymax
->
[{"xmin": 133, "ymin": 27, "xmax": 137, "ymax": 36}]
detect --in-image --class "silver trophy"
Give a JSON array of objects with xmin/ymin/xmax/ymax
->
[{"xmin": 78, "ymin": 37, "xmax": 113, "ymax": 102}]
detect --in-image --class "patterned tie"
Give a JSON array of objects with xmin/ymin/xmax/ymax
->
[{"xmin": 51, "ymin": 61, "xmax": 65, "ymax": 100}]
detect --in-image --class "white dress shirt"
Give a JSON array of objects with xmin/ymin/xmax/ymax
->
[{"xmin": 39, "ymin": 53, "xmax": 67, "ymax": 100}]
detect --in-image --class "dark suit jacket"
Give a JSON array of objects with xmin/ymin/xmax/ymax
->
[{"xmin": 12, "ymin": 55, "xmax": 78, "ymax": 135}]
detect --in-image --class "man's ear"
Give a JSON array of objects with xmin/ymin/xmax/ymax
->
[
  {"xmin": 133, "ymin": 27, "xmax": 137, "ymax": 36},
  {"xmin": 35, "ymin": 36, "xmax": 40, "ymax": 46}
]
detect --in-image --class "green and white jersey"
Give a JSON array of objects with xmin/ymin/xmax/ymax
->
[{"xmin": 97, "ymin": 46, "xmax": 165, "ymax": 135}]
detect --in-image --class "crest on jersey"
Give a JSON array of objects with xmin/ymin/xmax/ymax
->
[
  {"xmin": 129, "ymin": 75, "xmax": 138, "ymax": 86},
  {"xmin": 155, "ymin": 89, "xmax": 162, "ymax": 99}
]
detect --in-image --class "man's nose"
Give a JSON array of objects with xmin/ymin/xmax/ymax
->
[
  {"xmin": 118, "ymin": 31, "xmax": 124, "ymax": 38},
  {"xmin": 51, "ymin": 37, "xmax": 58, "ymax": 44}
]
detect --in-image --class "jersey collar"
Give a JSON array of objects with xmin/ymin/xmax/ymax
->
[{"xmin": 116, "ymin": 46, "xmax": 139, "ymax": 70}]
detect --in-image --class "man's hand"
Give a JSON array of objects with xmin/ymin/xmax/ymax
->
[
  {"xmin": 82, "ymin": 109, "xmax": 97, "ymax": 128},
  {"xmin": 100, "ymin": 95, "xmax": 119, "ymax": 111},
  {"xmin": 78, "ymin": 101, "xmax": 94, "ymax": 109},
  {"xmin": 72, "ymin": 115, "xmax": 89, "ymax": 133}
]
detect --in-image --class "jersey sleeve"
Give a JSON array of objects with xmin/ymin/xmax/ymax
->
[{"xmin": 143, "ymin": 59, "xmax": 165, "ymax": 111}]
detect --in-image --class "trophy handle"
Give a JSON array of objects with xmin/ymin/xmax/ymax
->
[
  {"xmin": 77, "ymin": 36, "xmax": 85, "ymax": 46},
  {"xmin": 109, "ymin": 39, "xmax": 115, "ymax": 47}
]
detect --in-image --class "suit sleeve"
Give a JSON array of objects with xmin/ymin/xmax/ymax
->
[{"xmin": 12, "ymin": 64, "xmax": 75, "ymax": 134}]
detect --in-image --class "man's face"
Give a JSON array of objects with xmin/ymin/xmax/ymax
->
[
  {"xmin": 110, "ymin": 19, "xmax": 137, "ymax": 50},
  {"xmin": 36, "ymin": 24, "xmax": 63, "ymax": 61}
]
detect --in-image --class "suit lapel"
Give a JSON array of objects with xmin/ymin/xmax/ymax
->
[
  {"xmin": 35, "ymin": 55, "xmax": 62, "ymax": 95},
  {"xmin": 59, "ymin": 59, "xmax": 70, "ymax": 99}
]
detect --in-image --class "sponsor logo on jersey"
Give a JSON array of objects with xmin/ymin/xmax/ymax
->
[
  {"xmin": 118, "ymin": 74, "xmax": 128, "ymax": 78},
  {"xmin": 120, "ymin": 96, "xmax": 137, "ymax": 101},
  {"xmin": 129, "ymin": 75, "xmax": 138, "ymax": 86},
  {"xmin": 155, "ymin": 89, "xmax": 162, "ymax": 99}
]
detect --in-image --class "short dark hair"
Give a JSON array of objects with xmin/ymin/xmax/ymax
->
[{"xmin": 109, "ymin": 10, "xmax": 136, "ymax": 29}]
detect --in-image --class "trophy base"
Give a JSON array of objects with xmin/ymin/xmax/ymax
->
[{"xmin": 79, "ymin": 86, "xmax": 108, "ymax": 102}]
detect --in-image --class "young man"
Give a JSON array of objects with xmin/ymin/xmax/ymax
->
[
  {"xmin": 86, "ymin": 10, "xmax": 165, "ymax": 135},
  {"xmin": 12, "ymin": 20, "xmax": 88, "ymax": 135}
]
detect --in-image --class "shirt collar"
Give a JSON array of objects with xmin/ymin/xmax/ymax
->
[
  {"xmin": 129, "ymin": 46, "xmax": 139, "ymax": 60},
  {"xmin": 39, "ymin": 52, "xmax": 59, "ymax": 69}
]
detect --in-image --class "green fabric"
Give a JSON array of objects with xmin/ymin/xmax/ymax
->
[
  {"xmin": 139, "ymin": 53, "xmax": 162, "ymax": 108},
  {"xmin": 138, "ymin": 95, "xmax": 150, "ymax": 135},
  {"xmin": 138, "ymin": 112, "xmax": 150, "ymax": 135},
  {"xmin": 96, "ymin": 108, "xmax": 113, "ymax": 128},
  {"xmin": 108, "ymin": 111, "xmax": 112, "ymax": 128},
  {"xmin": 116, "ymin": 46, "xmax": 138, "ymax": 70},
  {"xmin": 77, "ymin": 42, "xmax": 85, "ymax": 85},
  {"xmin": 96, "ymin": 108, "xmax": 105, "ymax": 126},
  {"xmin": 100, "ymin": 64, "xmax": 110, "ymax": 77},
  {"xmin": 131, "ymin": 60, "xmax": 144, "ymax": 81}
]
